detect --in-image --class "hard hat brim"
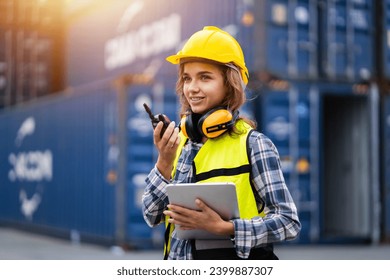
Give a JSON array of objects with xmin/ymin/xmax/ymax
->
[{"xmin": 166, "ymin": 54, "xmax": 182, "ymax": 65}]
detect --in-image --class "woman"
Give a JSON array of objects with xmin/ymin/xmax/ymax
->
[{"xmin": 142, "ymin": 26, "xmax": 301, "ymax": 260}]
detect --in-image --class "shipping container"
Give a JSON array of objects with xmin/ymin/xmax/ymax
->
[
  {"xmin": 318, "ymin": 0, "xmax": 375, "ymax": 82},
  {"xmin": 0, "ymin": 77, "xmax": 180, "ymax": 249},
  {"xmin": 65, "ymin": 0, "xmax": 249, "ymax": 87},
  {"xmin": 253, "ymin": 80, "xmax": 380, "ymax": 243},
  {"xmin": 65, "ymin": 0, "xmax": 376, "ymax": 88},
  {"xmin": 253, "ymin": 0, "xmax": 319, "ymax": 80},
  {"xmin": 0, "ymin": 0, "xmax": 65, "ymax": 108}
]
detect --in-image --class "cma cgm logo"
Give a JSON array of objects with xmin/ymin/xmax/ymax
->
[
  {"xmin": 8, "ymin": 117, "xmax": 53, "ymax": 220},
  {"xmin": 104, "ymin": 0, "xmax": 181, "ymax": 70}
]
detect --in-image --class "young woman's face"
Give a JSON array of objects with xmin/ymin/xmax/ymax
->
[{"xmin": 182, "ymin": 61, "xmax": 227, "ymax": 115}]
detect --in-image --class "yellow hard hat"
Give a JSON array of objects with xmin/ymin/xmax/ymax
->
[{"xmin": 166, "ymin": 26, "xmax": 249, "ymax": 85}]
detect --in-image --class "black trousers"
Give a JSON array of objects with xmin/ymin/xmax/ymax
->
[{"xmin": 192, "ymin": 244, "xmax": 279, "ymax": 260}]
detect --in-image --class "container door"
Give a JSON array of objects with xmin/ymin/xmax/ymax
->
[
  {"xmin": 320, "ymin": 83, "xmax": 380, "ymax": 241},
  {"xmin": 322, "ymin": 94, "xmax": 370, "ymax": 237}
]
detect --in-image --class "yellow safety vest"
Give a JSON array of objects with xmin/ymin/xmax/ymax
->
[{"xmin": 164, "ymin": 120, "xmax": 263, "ymax": 259}]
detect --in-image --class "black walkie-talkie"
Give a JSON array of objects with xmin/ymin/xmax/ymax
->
[{"xmin": 143, "ymin": 103, "xmax": 170, "ymax": 138}]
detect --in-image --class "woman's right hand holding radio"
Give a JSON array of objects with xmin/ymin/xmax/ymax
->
[{"xmin": 154, "ymin": 120, "xmax": 181, "ymax": 180}]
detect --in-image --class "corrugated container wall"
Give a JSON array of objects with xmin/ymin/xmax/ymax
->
[
  {"xmin": 252, "ymin": 0, "xmax": 319, "ymax": 80},
  {"xmin": 66, "ymin": 0, "xmax": 247, "ymax": 87},
  {"xmin": 251, "ymin": 0, "xmax": 375, "ymax": 83},
  {"xmin": 65, "ymin": 0, "xmax": 376, "ymax": 85},
  {"xmin": 318, "ymin": 0, "xmax": 374, "ymax": 82},
  {"xmin": 0, "ymin": 80, "xmax": 167, "ymax": 248},
  {"xmin": 67, "ymin": 0, "xmax": 376, "ymax": 86},
  {"xmin": 0, "ymin": 85, "xmax": 116, "ymax": 242}
]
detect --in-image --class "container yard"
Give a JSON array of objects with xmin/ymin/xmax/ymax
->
[{"xmin": 0, "ymin": 0, "xmax": 390, "ymax": 250}]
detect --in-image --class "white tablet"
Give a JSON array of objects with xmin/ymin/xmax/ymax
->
[{"xmin": 166, "ymin": 182, "xmax": 239, "ymax": 240}]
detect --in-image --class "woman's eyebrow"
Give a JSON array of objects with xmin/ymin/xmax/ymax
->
[
  {"xmin": 197, "ymin": 71, "xmax": 214, "ymax": 75},
  {"xmin": 183, "ymin": 70, "xmax": 214, "ymax": 76}
]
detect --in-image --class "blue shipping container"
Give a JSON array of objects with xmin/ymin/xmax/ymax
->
[
  {"xmin": 254, "ymin": 80, "xmax": 380, "ymax": 243},
  {"xmin": 253, "ymin": 0, "xmax": 319, "ymax": 80},
  {"xmin": 0, "ymin": 86, "xmax": 116, "ymax": 239},
  {"xmin": 66, "ymin": 0, "xmax": 249, "ymax": 87},
  {"xmin": 65, "ymin": 0, "xmax": 323, "ymax": 87},
  {"xmin": 66, "ymin": 0, "xmax": 376, "ymax": 87},
  {"xmin": 319, "ymin": 0, "xmax": 375, "ymax": 81},
  {"xmin": 0, "ymin": 79, "xmax": 174, "ymax": 248}
]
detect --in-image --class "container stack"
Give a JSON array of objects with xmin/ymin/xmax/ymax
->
[
  {"xmin": 0, "ymin": 0, "xmax": 65, "ymax": 109},
  {"xmin": 247, "ymin": 0, "xmax": 380, "ymax": 244}
]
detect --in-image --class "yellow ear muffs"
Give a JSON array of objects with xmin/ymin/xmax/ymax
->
[
  {"xmin": 180, "ymin": 108, "xmax": 238, "ymax": 142},
  {"xmin": 198, "ymin": 108, "xmax": 235, "ymax": 139}
]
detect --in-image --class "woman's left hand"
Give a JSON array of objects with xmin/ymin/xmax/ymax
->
[{"xmin": 163, "ymin": 199, "xmax": 234, "ymax": 236}]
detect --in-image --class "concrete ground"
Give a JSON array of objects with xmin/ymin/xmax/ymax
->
[{"xmin": 0, "ymin": 227, "xmax": 389, "ymax": 260}]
